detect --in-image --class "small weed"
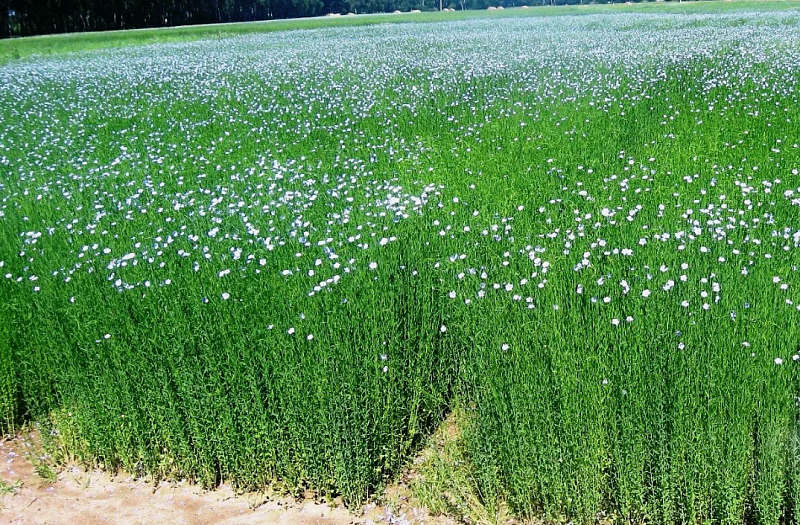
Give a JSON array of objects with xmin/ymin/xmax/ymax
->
[
  {"xmin": 17, "ymin": 434, "xmax": 60, "ymax": 485},
  {"xmin": 0, "ymin": 478, "xmax": 22, "ymax": 495},
  {"xmin": 30, "ymin": 456, "xmax": 58, "ymax": 484}
]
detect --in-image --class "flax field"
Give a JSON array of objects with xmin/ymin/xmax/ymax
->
[{"xmin": 3, "ymin": 6, "xmax": 800, "ymax": 524}]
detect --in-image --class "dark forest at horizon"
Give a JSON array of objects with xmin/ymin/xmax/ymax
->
[{"xmin": 1, "ymin": 0, "xmax": 698, "ymax": 38}]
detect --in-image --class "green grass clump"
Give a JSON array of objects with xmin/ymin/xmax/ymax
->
[
  {"xmin": 3, "ymin": 3, "xmax": 800, "ymax": 522},
  {"xmin": 410, "ymin": 409, "xmax": 507, "ymax": 524}
]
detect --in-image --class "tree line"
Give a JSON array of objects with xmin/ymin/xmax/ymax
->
[{"xmin": 1, "ymin": 0, "xmax": 666, "ymax": 38}]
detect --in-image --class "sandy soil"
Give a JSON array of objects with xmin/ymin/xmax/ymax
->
[{"xmin": 0, "ymin": 437, "xmax": 442, "ymax": 525}]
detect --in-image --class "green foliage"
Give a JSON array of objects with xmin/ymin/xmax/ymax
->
[{"xmin": 3, "ymin": 244, "xmax": 458, "ymax": 502}]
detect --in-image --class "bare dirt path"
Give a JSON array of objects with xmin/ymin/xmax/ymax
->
[{"xmin": 0, "ymin": 437, "xmax": 442, "ymax": 525}]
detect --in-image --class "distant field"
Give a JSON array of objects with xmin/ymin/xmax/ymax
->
[
  {"xmin": 4, "ymin": 3, "xmax": 800, "ymax": 524},
  {"xmin": 1, "ymin": 1, "xmax": 800, "ymax": 65}
]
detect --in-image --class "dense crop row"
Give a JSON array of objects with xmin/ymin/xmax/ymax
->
[{"xmin": 3, "ymin": 8, "xmax": 800, "ymax": 523}]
